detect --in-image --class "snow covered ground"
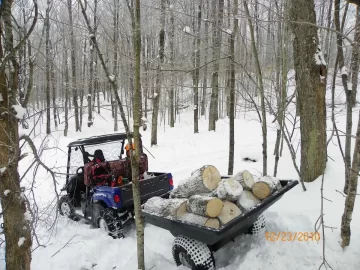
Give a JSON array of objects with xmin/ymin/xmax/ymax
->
[{"xmin": 1, "ymin": 86, "xmax": 360, "ymax": 269}]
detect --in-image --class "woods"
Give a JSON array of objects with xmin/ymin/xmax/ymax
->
[{"xmin": 0, "ymin": 0, "xmax": 360, "ymax": 269}]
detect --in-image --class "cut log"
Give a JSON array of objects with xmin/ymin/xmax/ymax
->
[
  {"xmin": 179, "ymin": 212, "xmax": 220, "ymax": 229},
  {"xmin": 217, "ymin": 201, "xmax": 242, "ymax": 225},
  {"xmin": 187, "ymin": 195, "xmax": 224, "ymax": 217},
  {"xmin": 259, "ymin": 175, "xmax": 282, "ymax": 191},
  {"xmin": 170, "ymin": 165, "xmax": 221, "ymax": 198},
  {"xmin": 237, "ymin": 190, "xmax": 261, "ymax": 210},
  {"xmin": 251, "ymin": 181, "xmax": 273, "ymax": 200},
  {"xmin": 212, "ymin": 177, "xmax": 243, "ymax": 201},
  {"xmin": 233, "ymin": 170, "xmax": 255, "ymax": 190},
  {"xmin": 143, "ymin": 197, "xmax": 187, "ymax": 218}
]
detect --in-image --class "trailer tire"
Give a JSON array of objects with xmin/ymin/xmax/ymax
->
[
  {"xmin": 172, "ymin": 235, "xmax": 215, "ymax": 270},
  {"xmin": 246, "ymin": 213, "xmax": 266, "ymax": 235}
]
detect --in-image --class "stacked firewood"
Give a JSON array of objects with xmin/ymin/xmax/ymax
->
[{"xmin": 143, "ymin": 165, "xmax": 282, "ymax": 229}]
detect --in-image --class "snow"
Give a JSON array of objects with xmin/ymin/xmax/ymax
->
[
  {"xmin": 341, "ymin": 66, "xmax": 348, "ymax": 76},
  {"xmin": 89, "ymin": 34, "xmax": 95, "ymax": 38},
  {"xmin": 18, "ymin": 237, "xmax": 25, "ymax": 247},
  {"xmin": 183, "ymin": 26, "xmax": 191, "ymax": 33},
  {"xmin": 24, "ymin": 211, "xmax": 31, "ymax": 221},
  {"xmin": 1, "ymin": 88, "xmax": 359, "ymax": 270},
  {"xmin": 12, "ymin": 105, "xmax": 26, "ymax": 119},
  {"xmin": 109, "ymin": 75, "xmax": 115, "ymax": 82},
  {"xmin": 226, "ymin": 29, "xmax": 232, "ymax": 35},
  {"xmin": 4, "ymin": 190, "xmax": 10, "ymax": 196},
  {"xmin": 0, "ymin": 167, "xmax": 5, "ymax": 174},
  {"xmin": 141, "ymin": 117, "xmax": 147, "ymax": 121},
  {"xmin": 348, "ymin": 83, "xmax": 353, "ymax": 90},
  {"xmin": 0, "ymin": 93, "xmax": 3, "ymax": 102},
  {"xmin": 214, "ymin": 178, "xmax": 243, "ymax": 201},
  {"xmin": 153, "ymin": 93, "xmax": 158, "ymax": 98}
]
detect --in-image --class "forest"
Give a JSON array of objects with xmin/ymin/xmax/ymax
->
[{"xmin": 0, "ymin": 0, "xmax": 360, "ymax": 269}]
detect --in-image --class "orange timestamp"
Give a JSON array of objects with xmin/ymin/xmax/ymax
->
[{"xmin": 265, "ymin": 232, "xmax": 321, "ymax": 242}]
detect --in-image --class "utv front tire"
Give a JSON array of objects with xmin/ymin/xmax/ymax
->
[
  {"xmin": 58, "ymin": 195, "xmax": 75, "ymax": 219},
  {"xmin": 172, "ymin": 235, "xmax": 215, "ymax": 270}
]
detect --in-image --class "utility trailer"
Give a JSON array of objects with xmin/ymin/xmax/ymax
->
[{"xmin": 143, "ymin": 179, "xmax": 298, "ymax": 269}]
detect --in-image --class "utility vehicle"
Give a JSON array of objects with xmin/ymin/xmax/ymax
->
[{"xmin": 58, "ymin": 132, "xmax": 173, "ymax": 237}]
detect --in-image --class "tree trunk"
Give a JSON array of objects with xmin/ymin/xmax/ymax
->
[
  {"xmin": 290, "ymin": 0, "xmax": 327, "ymax": 182},
  {"xmin": 128, "ymin": 0, "xmax": 145, "ymax": 268},
  {"xmin": 243, "ymin": 0, "xmax": 268, "ymax": 176},
  {"xmin": 201, "ymin": 0, "xmax": 209, "ymax": 116},
  {"xmin": 334, "ymin": 0, "xmax": 352, "ymax": 194},
  {"xmin": 0, "ymin": 0, "xmax": 34, "ymax": 268},
  {"xmin": 151, "ymin": 0, "xmax": 166, "ymax": 146},
  {"xmin": 228, "ymin": 0, "xmax": 238, "ymax": 175},
  {"xmin": 169, "ymin": 7, "xmax": 175, "ymax": 127},
  {"xmin": 50, "ymin": 41, "xmax": 58, "ymax": 130},
  {"xmin": 208, "ymin": 0, "xmax": 224, "ymax": 131},
  {"xmin": 45, "ymin": 1, "xmax": 51, "ymax": 134},
  {"xmin": 341, "ymin": 108, "xmax": 360, "ymax": 247},
  {"xmin": 351, "ymin": 5, "xmax": 360, "ymax": 107},
  {"xmin": 192, "ymin": 0, "xmax": 202, "ymax": 134},
  {"xmin": 67, "ymin": 0, "xmax": 80, "ymax": 132}
]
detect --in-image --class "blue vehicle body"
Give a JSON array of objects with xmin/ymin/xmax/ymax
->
[{"xmin": 91, "ymin": 172, "xmax": 173, "ymax": 210}]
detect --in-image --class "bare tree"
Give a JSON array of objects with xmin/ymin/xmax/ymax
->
[
  {"xmin": 208, "ymin": 0, "xmax": 224, "ymax": 131},
  {"xmin": 0, "ymin": 0, "xmax": 38, "ymax": 269},
  {"xmin": 228, "ymin": 0, "xmax": 238, "ymax": 175},
  {"xmin": 67, "ymin": 0, "xmax": 81, "ymax": 132},
  {"xmin": 151, "ymin": 0, "xmax": 166, "ymax": 146},
  {"xmin": 243, "ymin": 0, "xmax": 268, "ymax": 175},
  {"xmin": 289, "ymin": 0, "xmax": 327, "ymax": 183}
]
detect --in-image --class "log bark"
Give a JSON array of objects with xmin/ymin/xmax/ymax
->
[
  {"xmin": 237, "ymin": 190, "xmax": 261, "ymax": 210},
  {"xmin": 143, "ymin": 197, "xmax": 187, "ymax": 218},
  {"xmin": 179, "ymin": 213, "xmax": 220, "ymax": 229},
  {"xmin": 234, "ymin": 170, "xmax": 255, "ymax": 190},
  {"xmin": 258, "ymin": 175, "xmax": 281, "ymax": 191},
  {"xmin": 212, "ymin": 177, "xmax": 243, "ymax": 201},
  {"xmin": 252, "ymin": 181, "xmax": 273, "ymax": 200},
  {"xmin": 187, "ymin": 195, "xmax": 223, "ymax": 218},
  {"xmin": 171, "ymin": 165, "xmax": 221, "ymax": 198},
  {"xmin": 217, "ymin": 201, "xmax": 242, "ymax": 225}
]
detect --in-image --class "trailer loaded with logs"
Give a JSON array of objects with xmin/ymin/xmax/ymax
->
[{"xmin": 142, "ymin": 165, "xmax": 298, "ymax": 269}]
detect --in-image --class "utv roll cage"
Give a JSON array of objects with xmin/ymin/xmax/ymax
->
[{"xmin": 65, "ymin": 132, "xmax": 140, "ymax": 183}]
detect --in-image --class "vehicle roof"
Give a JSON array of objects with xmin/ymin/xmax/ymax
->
[{"xmin": 67, "ymin": 132, "xmax": 137, "ymax": 147}]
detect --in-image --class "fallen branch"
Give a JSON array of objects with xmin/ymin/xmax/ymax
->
[{"xmin": 50, "ymin": 235, "xmax": 78, "ymax": 258}]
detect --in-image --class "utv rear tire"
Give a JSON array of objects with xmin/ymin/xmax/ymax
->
[
  {"xmin": 172, "ymin": 235, "xmax": 215, "ymax": 270},
  {"xmin": 58, "ymin": 195, "xmax": 76, "ymax": 220},
  {"xmin": 95, "ymin": 207, "xmax": 123, "ymax": 239}
]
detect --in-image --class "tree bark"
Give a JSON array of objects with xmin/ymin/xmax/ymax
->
[
  {"xmin": 228, "ymin": 0, "xmax": 238, "ymax": 175},
  {"xmin": 192, "ymin": 0, "xmax": 202, "ymax": 134},
  {"xmin": 350, "ymin": 6, "xmax": 360, "ymax": 107},
  {"xmin": 0, "ymin": 0, "xmax": 35, "ymax": 268},
  {"xmin": 201, "ymin": 0, "xmax": 209, "ymax": 116},
  {"xmin": 151, "ymin": 0, "xmax": 166, "ymax": 146},
  {"xmin": 243, "ymin": 0, "xmax": 268, "ymax": 176},
  {"xmin": 169, "ymin": 5, "xmax": 175, "ymax": 127},
  {"xmin": 341, "ymin": 109, "xmax": 360, "ymax": 247},
  {"xmin": 208, "ymin": 0, "xmax": 224, "ymax": 131},
  {"xmin": 67, "ymin": 0, "xmax": 80, "ymax": 132},
  {"xmin": 45, "ymin": 0, "xmax": 51, "ymax": 134},
  {"xmin": 290, "ymin": 0, "xmax": 327, "ymax": 182}
]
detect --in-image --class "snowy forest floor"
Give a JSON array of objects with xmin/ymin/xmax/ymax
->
[{"xmin": 1, "ymin": 95, "xmax": 360, "ymax": 269}]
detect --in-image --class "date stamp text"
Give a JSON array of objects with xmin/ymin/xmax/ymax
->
[{"xmin": 265, "ymin": 232, "xmax": 320, "ymax": 242}]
